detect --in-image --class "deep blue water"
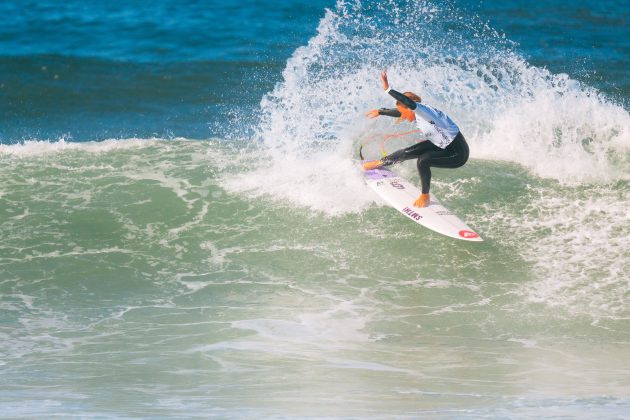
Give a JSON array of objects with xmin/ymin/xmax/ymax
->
[
  {"xmin": 475, "ymin": 0, "xmax": 629, "ymax": 96},
  {"xmin": 0, "ymin": 0, "xmax": 628, "ymax": 142},
  {"xmin": 0, "ymin": 0, "xmax": 335, "ymax": 141}
]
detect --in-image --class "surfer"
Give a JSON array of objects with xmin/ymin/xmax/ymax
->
[{"xmin": 363, "ymin": 71, "xmax": 469, "ymax": 207}]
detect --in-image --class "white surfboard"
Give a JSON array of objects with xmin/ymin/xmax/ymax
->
[{"xmin": 363, "ymin": 167, "xmax": 482, "ymax": 241}]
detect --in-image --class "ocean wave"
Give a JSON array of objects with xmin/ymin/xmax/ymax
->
[
  {"xmin": 222, "ymin": 0, "xmax": 630, "ymax": 319},
  {"xmin": 254, "ymin": 0, "xmax": 629, "ymax": 183}
]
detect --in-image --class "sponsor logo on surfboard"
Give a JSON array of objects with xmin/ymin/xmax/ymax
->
[
  {"xmin": 365, "ymin": 166, "xmax": 482, "ymax": 242},
  {"xmin": 402, "ymin": 207, "xmax": 422, "ymax": 221}
]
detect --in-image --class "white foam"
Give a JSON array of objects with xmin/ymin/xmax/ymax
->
[
  {"xmin": 512, "ymin": 184, "xmax": 630, "ymax": 319},
  {"xmin": 221, "ymin": 0, "xmax": 630, "ymax": 322},
  {"xmin": 0, "ymin": 137, "xmax": 165, "ymax": 157},
  {"xmin": 473, "ymin": 70, "xmax": 630, "ymax": 184},
  {"xmin": 228, "ymin": 299, "xmax": 372, "ymax": 346},
  {"xmin": 222, "ymin": 0, "xmax": 629, "ymax": 217},
  {"xmin": 224, "ymin": 150, "xmax": 374, "ymax": 215}
]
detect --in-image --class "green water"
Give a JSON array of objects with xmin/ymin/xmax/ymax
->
[{"xmin": 1, "ymin": 139, "xmax": 628, "ymax": 417}]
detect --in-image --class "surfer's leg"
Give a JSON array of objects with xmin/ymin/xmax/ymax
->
[
  {"xmin": 414, "ymin": 151, "xmax": 448, "ymax": 207},
  {"xmin": 417, "ymin": 156, "xmax": 435, "ymax": 194},
  {"xmin": 430, "ymin": 133, "xmax": 470, "ymax": 170},
  {"xmin": 415, "ymin": 133, "xmax": 469, "ymax": 197},
  {"xmin": 381, "ymin": 140, "xmax": 439, "ymax": 166},
  {"xmin": 364, "ymin": 141, "xmax": 437, "ymax": 171}
]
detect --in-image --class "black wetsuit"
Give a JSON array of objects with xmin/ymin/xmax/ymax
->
[{"xmin": 376, "ymin": 90, "xmax": 469, "ymax": 194}]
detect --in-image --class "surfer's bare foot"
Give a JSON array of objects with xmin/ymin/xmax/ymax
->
[
  {"xmin": 414, "ymin": 193, "xmax": 430, "ymax": 207},
  {"xmin": 363, "ymin": 160, "xmax": 383, "ymax": 171}
]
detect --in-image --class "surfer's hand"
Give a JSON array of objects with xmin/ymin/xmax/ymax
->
[
  {"xmin": 365, "ymin": 109, "xmax": 380, "ymax": 119},
  {"xmin": 381, "ymin": 70, "xmax": 389, "ymax": 90}
]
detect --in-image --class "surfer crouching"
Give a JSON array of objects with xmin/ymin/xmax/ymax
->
[{"xmin": 364, "ymin": 71, "xmax": 469, "ymax": 208}]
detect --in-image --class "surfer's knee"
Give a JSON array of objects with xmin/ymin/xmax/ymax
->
[{"xmin": 416, "ymin": 155, "xmax": 432, "ymax": 172}]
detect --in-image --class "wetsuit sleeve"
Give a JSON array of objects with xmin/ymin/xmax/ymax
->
[
  {"xmin": 387, "ymin": 88, "xmax": 417, "ymax": 110},
  {"xmin": 378, "ymin": 108, "xmax": 402, "ymax": 118}
]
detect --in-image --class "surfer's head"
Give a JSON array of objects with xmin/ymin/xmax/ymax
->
[
  {"xmin": 402, "ymin": 92, "xmax": 421, "ymax": 104},
  {"xmin": 396, "ymin": 92, "xmax": 420, "ymax": 121}
]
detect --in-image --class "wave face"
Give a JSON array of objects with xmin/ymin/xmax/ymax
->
[
  {"xmin": 225, "ymin": 0, "xmax": 629, "ymax": 319},
  {"xmin": 1, "ymin": 138, "xmax": 629, "ymax": 417},
  {"xmin": 1, "ymin": 0, "xmax": 629, "ymax": 417}
]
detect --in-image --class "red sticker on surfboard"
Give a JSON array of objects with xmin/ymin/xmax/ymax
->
[{"xmin": 458, "ymin": 230, "xmax": 479, "ymax": 239}]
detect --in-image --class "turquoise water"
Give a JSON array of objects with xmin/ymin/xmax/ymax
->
[{"xmin": 1, "ymin": 0, "xmax": 629, "ymax": 418}]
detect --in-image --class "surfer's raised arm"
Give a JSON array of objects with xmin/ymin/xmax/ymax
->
[
  {"xmin": 365, "ymin": 71, "xmax": 420, "ymax": 119},
  {"xmin": 381, "ymin": 70, "xmax": 417, "ymax": 110}
]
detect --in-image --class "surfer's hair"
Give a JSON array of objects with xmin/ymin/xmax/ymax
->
[
  {"xmin": 404, "ymin": 92, "xmax": 421, "ymax": 102},
  {"xmin": 396, "ymin": 91, "xmax": 421, "ymax": 108}
]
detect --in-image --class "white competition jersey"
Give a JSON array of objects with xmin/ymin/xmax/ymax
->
[{"xmin": 413, "ymin": 103, "xmax": 460, "ymax": 149}]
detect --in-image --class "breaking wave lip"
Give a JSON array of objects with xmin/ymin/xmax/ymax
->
[
  {"xmin": 0, "ymin": 137, "xmax": 168, "ymax": 157},
  {"xmin": 221, "ymin": 0, "xmax": 630, "ymax": 320},
  {"xmin": 221, "ymin": 0, "xmax": 629, "ymax": 219}
]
